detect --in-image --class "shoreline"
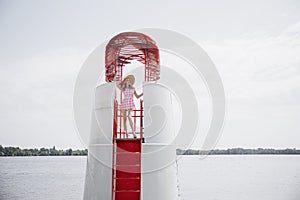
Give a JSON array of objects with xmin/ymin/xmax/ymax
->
[
  {"xmin": 1, "ymin": 145, "xmax": 300, "ymax": 156},
  {"xmin": 1, "ymin": 154, "xmax": 300, "ymax": 158}
]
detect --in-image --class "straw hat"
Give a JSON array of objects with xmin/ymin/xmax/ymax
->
[{"xmin": 122, "ymin": 74, "xmax": 135, "ymax": 85}]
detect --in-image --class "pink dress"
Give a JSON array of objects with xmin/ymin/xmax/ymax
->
[{"xmin": 120, "ymin": 88, "xmax": 136, "ymax": 110}]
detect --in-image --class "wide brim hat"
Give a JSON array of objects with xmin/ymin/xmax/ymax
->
[{"xmin": 122, "ymin": 74, "xmax": 135, "ymax": 85}]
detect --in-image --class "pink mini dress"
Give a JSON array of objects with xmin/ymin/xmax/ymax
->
[{"xmin": 120, "ymin": 87, "xmax": 136, "ymax": 110}]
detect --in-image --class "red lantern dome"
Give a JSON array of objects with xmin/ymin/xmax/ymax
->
[{"xmin": 105, "ymin": 32, "xmax": 160, "ymax": 83}]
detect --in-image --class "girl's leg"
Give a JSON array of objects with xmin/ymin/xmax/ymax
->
[
  {"xmin": 127, "ymin": 110, "xmax": 136, "ymax": 138},
  {"xmin": 122, "ymin": 110, "xmax": 128, "ymax": 137}
]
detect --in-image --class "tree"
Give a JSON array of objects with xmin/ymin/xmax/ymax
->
[{"xmin": 66, "ymin": 148, "xmax": 72, "ymax": 156}]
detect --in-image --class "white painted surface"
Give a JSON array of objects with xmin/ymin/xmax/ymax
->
[
  {"xmin": 142, "ymin": 83, "xmax": 179, "ymax": 200},
  {"xmin": 83, "ymin": 83, "xmax": 115, "ymax": 200},
  {"xmin": 143, "ymin": 83, "xmax": 176, "ymax": 144}
]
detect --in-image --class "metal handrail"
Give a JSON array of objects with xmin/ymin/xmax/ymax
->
[{"xmin": 115, "ymin": 100, "xmax": 144, "ymax": 139}]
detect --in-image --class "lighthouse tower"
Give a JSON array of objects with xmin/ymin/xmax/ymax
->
[{"xmin": 83, "ymin": 32, "xmax": 179, "ymax": 200}]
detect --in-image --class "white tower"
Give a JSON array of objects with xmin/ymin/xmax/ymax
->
[{"xmin": 83, "ymin": 32, "xmax": 179, "ymax": 200}]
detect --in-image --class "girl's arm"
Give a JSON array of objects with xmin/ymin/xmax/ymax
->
[{"xmin": 134, "ymin": 90, "xmax": 143, "ymax": 99}]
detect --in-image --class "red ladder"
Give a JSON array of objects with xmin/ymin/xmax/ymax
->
[
  {"xmin": 114, "ymin": 139, "xmax": 141, "ymax": 200},
  {"xmin": 111, "ymin": 100, "xmax": 144, "ymax": 200}
]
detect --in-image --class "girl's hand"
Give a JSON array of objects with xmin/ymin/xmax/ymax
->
[
  {"xmin": 138, "ymin": 93, "xmax": 143, "ymax": 98},
  {"xmin": 134, "ymin": 90, "xmax": 143, "ymax": 99}
]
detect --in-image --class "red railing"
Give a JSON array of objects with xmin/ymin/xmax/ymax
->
[{"xmin": 113, "ymin": 99, "xmax": 144, "ymax": 139}]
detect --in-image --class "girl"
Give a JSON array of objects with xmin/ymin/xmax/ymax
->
[{"xmin": 117, "ymin": 75, "xmax": 143, "ymax": 138}]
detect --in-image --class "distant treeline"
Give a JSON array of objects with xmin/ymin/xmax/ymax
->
[
  {"xmin": 177, "ymin": 148, "xmax": 300, "ymax": 155},
  {"xmin": 1, "ymin": 145, "xmax": 300, "ymax": 156},
  {"xmin": 0, "ymin": 145, "xmax": 87, "ymax": 156}
]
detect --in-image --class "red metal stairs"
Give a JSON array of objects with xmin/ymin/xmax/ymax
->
[{"xmin": 113, "ymin": 139, "xmax": 142, "ymax": 200}]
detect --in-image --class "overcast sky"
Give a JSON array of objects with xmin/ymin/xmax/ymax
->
[{"xmin": 0, "ymin": 0, "xmax": 300, "ymax": 149}]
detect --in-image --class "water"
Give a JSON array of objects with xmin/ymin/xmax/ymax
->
[
  {"xmin": 0, "ymin": 155, "xmax": 300, "ymax": 200},
  {"xmin": 0, "ymin": 156, "xmax": 86, "ymax": 200},
  {"xmin": 177, "ymin": 155, "xmax": 300, "ymax": 200}
]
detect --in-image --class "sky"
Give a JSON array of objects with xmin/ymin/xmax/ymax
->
[{"xmin": 0, "ymin": 0, "xmax": 300, "ymax": 149}]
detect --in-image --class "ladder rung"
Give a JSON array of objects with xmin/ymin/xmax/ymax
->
[
  {"xmin": 115, "ymin": 190, "xmax": 140, "ymax": 192},
  {"xmin": 117, "ymin": 152, "xmax": 140, "ymax": 154},
  {"xmin": 115, "ymin": 164, "xmax": 140, "ymax": 166},
  {"xmin": 114, "ymin": 177, "xmax": 140, "ymax": 179}
]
